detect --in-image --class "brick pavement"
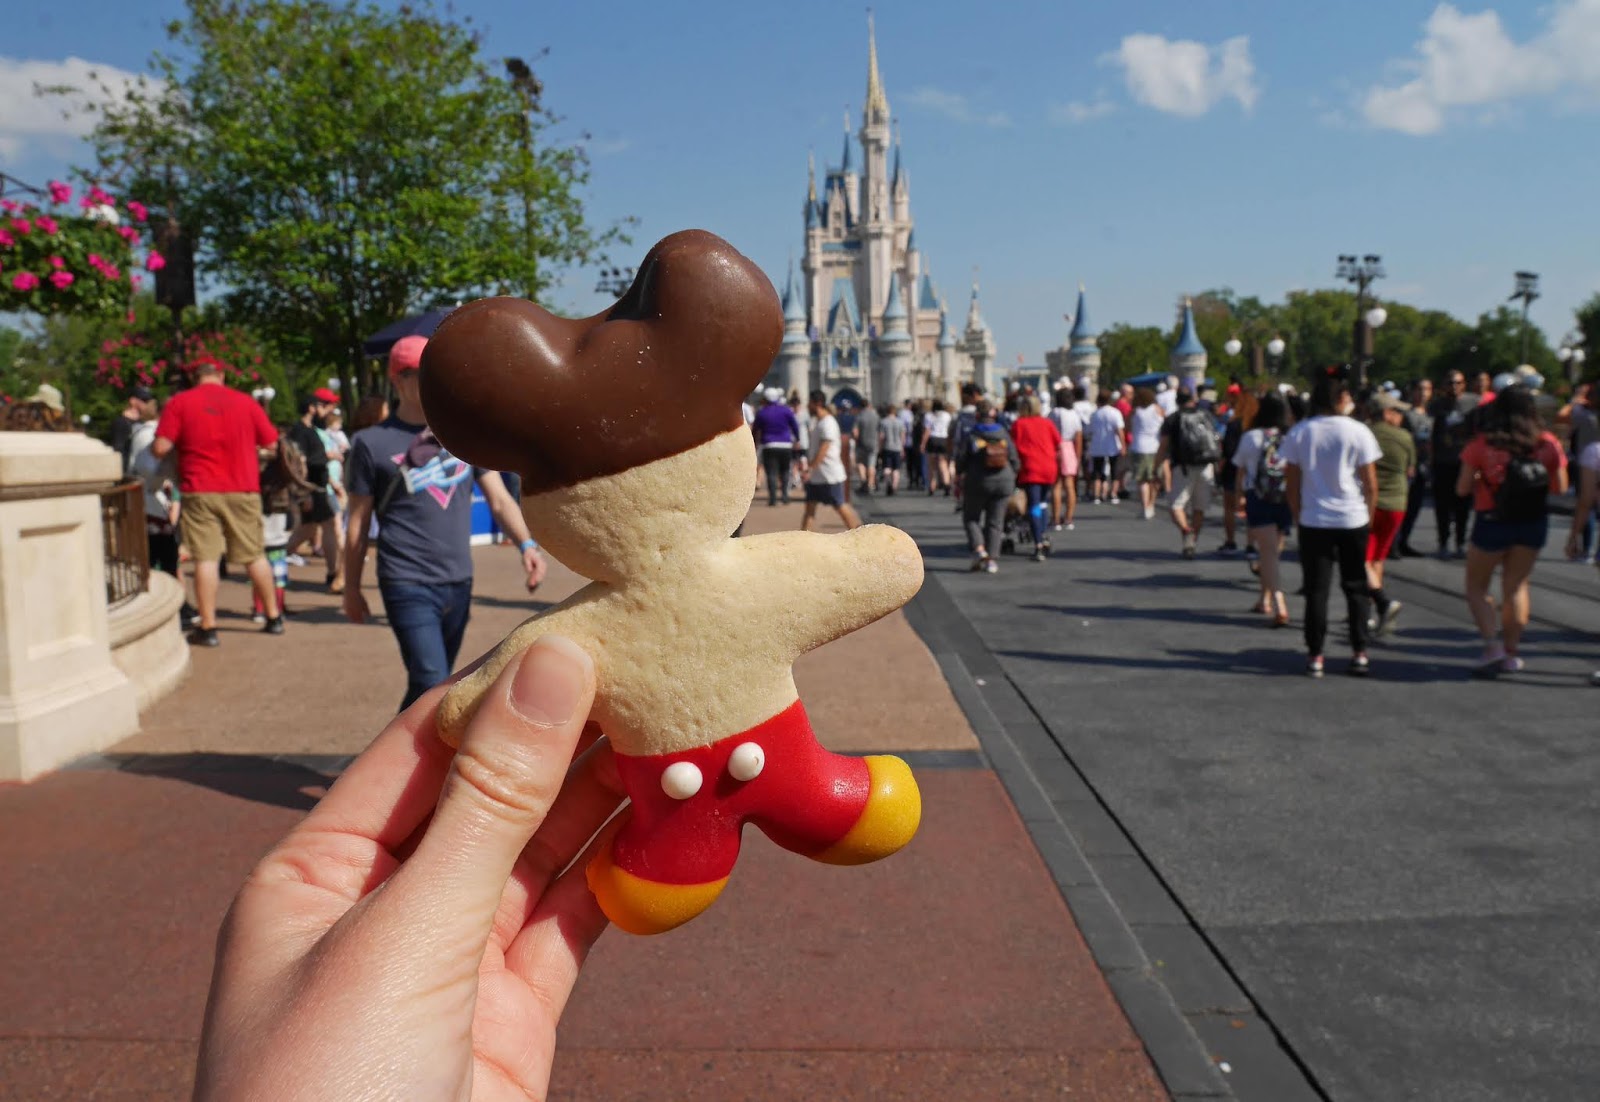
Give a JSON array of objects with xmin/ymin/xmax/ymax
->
[{"xmin": 0, "ymin": 496, "xmax": 1168, "ymax": 1101}]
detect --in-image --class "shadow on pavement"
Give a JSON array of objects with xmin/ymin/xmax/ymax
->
[
  {"xmin": 1019, "ymin": 602, "xmax": 1242, "ymax": 628},
  {"xmin": 101, "ymin": 754, "xmax": 341, "ymax": 812}
]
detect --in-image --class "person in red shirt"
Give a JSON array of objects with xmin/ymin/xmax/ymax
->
[
  {"xmin": 1010, "ymin": 395, "xmax": 1062, "ymax": 562},
  {"xmin": 1112, "ymin": 382, "xmax": 1135, "ymax": 504},
  {"xmin": 1456, "ymin": 384, "xmax": 1568, "ymax": 677},
  {"xmin": 151, "ymin": 360, "xmax": 283, "ymax": 646}
]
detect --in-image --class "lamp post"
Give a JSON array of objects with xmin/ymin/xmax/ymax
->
[
  {"xmin": 1508, "ymin": 271, "xmax": 1540, "ymax": 366},
  {"xmin": 1267, "ymin": 335, "xmax": 1286, "ymax": 375},
  {"xmin": 1337, "ymin": 254, "xmax": 1385, "ymax": 387},
  {"xmin": 1557, "ymin": 334, "xmax": 1587, "ymax": 386},
  {"xmin": 505, "ymin": 55, "xmax": 546, "ymax": 300},
  {"xmin": 594, "ymin": 267, "xmax": 636, "ymax": 296}
]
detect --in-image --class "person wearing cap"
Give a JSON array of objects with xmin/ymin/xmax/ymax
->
[
  {"xmin": 110, "ymin": 385, "xmax": 159, "ymax": 472},
  {"xmin": 151, "ymin": 359, "xmax": 283, "ymax": 645},
  {"xmin": 285, "ymin": 387, "xmax": 344, "ymax": 592},
  {"xmin": 1364, "ymin": 390, "xmax": 1417, "ymax": 636},
  {"xmin": 751, "ymin": 385, "xmax": 802, "ymax": 506},
  {"xmin": 342, "ymin": 334, "xmax": 547, "ymax": 711}
]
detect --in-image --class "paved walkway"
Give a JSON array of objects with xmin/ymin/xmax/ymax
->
[
  {"xmin": 871, "ymin": 486, "xmax": 1600, "ymax": 1102},
  {"xmin": 0, "ymin": 496, "xmax": 1167, "ymax": 1101}
]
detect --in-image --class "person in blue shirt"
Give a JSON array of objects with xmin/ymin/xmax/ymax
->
[{"xmin": 343, "ymin": 336, "xmax": 547, "ymax": 710}]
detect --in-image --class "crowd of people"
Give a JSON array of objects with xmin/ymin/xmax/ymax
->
[{"xmin": 911, "ymin": 367, "xmax": 1597, "ymax": 685}]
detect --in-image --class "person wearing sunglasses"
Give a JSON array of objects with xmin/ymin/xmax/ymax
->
[{"xmin": 343, "ymin": 335, "xmax": 547, "ymax": 710}]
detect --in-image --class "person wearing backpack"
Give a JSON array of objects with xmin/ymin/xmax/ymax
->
[
  {"xmin": 1363, "ymin": 392, "xmax": 1417, "ymax": 637},
  {"xmin": 1280, "ymin": 367, "xmax": 1382, "ymax": 678},
  {"xmin": 1457, "ymin": 384, "xmax": 1568, "ymax": 678},
  {"xmin": 957, "ymin": 399, "xmax": 1019, "ymax": 573},
  {"xmin": 1154, "ymin": 387, "xmax": 1221, "ymax": 559},
  {"xmin": 1231, "ymin": 393, "xmax": 1296, "ymax": 627}
]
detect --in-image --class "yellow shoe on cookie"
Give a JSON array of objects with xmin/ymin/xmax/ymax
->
[
  {"xmin": 586, "ymin": 842, "xmax": 730, "ymax": 935},
  {"xmin": 815, "ymin": 754, "xmax": 922, "ymax": 866}
]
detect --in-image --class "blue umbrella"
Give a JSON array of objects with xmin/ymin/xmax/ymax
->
[{"xmin": 362, "ymin": 307, "xmax": 457, "ymax": 358}]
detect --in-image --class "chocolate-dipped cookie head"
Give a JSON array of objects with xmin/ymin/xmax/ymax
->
[{"xmin": 418, "ymin": 229, "xmax": 781, "ymax": 495}]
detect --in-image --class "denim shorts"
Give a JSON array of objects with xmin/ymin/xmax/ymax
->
[
  {"xmin": 1470, "ymin": 511, "xmax": 1548, "ymax": 552},
  {"xmin": 1244, "ymin": 491, "xmax": 1293, "ymax": 533},
  {"xmin": 805, "ymin": 481, "xmax": 846, "ymax": 507}
]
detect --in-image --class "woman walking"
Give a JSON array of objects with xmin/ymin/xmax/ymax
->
[
  {"xmin": 1281, "ymin": 367, "xmax": 1383, "ymax": 678},
  {"xmin": 1458, "ymin": 385, "xmax": 1568, "ymax": 677},
  {"xmin": 1048, "ymin": 385, "xmax": 1083, "ymax": 530},
  {"xmin": 958, "ymin": 400, "xmax": 1019, "ymax": 573},
  {"xmin": 1086, "ymin": 391, "xmax": 1126, "ymax": 505},
  {"xmin": 1128, "ymin": 387, "xmax": 1165, "ymax": 519},
  {"xmin": 1564, "ymin": 432, "xmax": 1600, "ymax": 686},
  {"xmin": 1011, "ymin": 395, "xmax": 1063, "ymax": 562},
  {"xmin": 1231, "ymin": 392, "xmax": 1296, "ymax": 627},
  {"xmin": 923, "ymin": 399, "xmax": 954, "ymax": 494}
]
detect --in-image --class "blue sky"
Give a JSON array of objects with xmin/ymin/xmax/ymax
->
[{"xmin": 5, "ymin": 0, "xmax": 1597, "ymax": 366}]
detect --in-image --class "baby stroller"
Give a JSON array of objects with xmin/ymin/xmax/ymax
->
[{"xmin": 999, "ymin": 489, "xmax": 1036, "ymax": 556}]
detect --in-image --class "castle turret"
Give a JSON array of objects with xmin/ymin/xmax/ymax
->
[
  {"xmin": 1068, "ymin": 283, "xmax": 1102, "ymax": 398},
  {"xmin": 1171, "ymin": 297, "xmax": 1208, "ymax": 392},
  {"xmin": 937, "ymin": 301, "xmax": 958, "ymax": 400},
  {"xmin": 877, "ymin": 272, "xmax": 912, "ymax": 403},
  {"xmin": 778, "ymin": 260, "xmax": 812, "ymax": 398},
  {"xmin": 859, "ymin": 15, "xmax": 895, "ymax": 322},
  {"xmin": 963, "ymin": 278, "xmax": 996, "ymax": 397}
]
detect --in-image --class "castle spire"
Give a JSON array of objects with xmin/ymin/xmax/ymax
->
[
  {"xmin": 840, "ymin": 113, "xmax": 853, "ymax": 172},
  {"xmin": 782, "ymin": 257, "xmax": 807, "ymax": 328},
  {"xmin": 865, "ymin": 12, "xmax": 890, "ymax": 124},
  {"xmin": 1069, "ymin": 284, "xmax": 1095, "ymax": 341},
  {"xmin": 807, "ymin": 149, "xmax": 816, "ymax": 203},
  {"xmin": 966, "ymin": 271, "xmax": 986, "ymax": 332},
  {"xmin": 1173, "ymin": 297, "xmax": 1205, "ymax": 357}
]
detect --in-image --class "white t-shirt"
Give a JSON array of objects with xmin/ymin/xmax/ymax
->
[
  {"xmin": 808, "ymin": 413, "xmax": 846, "ymax": 484},
  {"xmin": 1073, "ymin": 399, "xmax": 1095, "ymax": 425},
  {"xmin": 1048, "ymin": 406, "xmax": 1082, "ymax": 443},
  {"xmin": 1129, "ymin": 405, "xmax": 1165, "ymax": 455},
  {"xmin": 923, "ymin": 409, "xmax": 953, "ymax": 440},
  {"xmin": 1087, "ymin": 406, "xmax": 1126, "ymax": 458},
  {"xmin": 1232, "ymin": 427, "xmax": 1271, "ymax": 490},
  {"xmin": 1156, "ymin": 390, "xmax": 1178, "ymax": 415},
  {"xmin": 1279, "ymin": 415, "xmax": 1383, "ymax": 529}
]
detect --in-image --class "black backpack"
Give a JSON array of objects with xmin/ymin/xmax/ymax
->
[
  {"xmin": 1176, "ymin": 409, "xmax": 1221, "ymax": 467},
  {"xmin": 1491, "ymin": 448, "xmax": 1549, "ymax": 523}
]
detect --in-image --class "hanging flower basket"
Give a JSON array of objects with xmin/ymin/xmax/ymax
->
[{"xmin": 0, "ymin": 182, "xmax": 160, "ymax": 317}]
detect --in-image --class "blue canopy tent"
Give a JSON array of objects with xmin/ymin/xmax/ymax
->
[
  {"xmin": 361, "ymin": 307, "xmax": 457, "ymax": 359},
  {"xmin": 1122, "ymin": 371, "xmax": 1215, "ymax": 390}
]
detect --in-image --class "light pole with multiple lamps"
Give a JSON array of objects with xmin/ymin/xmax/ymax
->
[
  {"xmin": 1557, "ymin": 334, "xmax": 1587, "ymax": 386},
  {"xmin": 1222, "ymin": 333, "xmax": 1288, "ymax": 378},
  {"xmin": 1337, "ymin": 254, "xmax": 1387, "ymax": 387},
  {"xmin": 594, "ymin": 267, "xmax": 636, "ymax": 296},
  {"xmin": 1508, "ymin": 271, "xmax": 1540, "ymax": 366}
]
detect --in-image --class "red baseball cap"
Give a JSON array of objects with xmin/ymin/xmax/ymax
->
[
  {"xmin": 389, "ymin": 335, "xmax": 428, "ymax": 378},
  {"xmin": 311, "ymin": 387, "xmax": 339, "ymax": 404}
]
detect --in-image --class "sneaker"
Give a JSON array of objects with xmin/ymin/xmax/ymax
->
[
  {"xmin": 1378, "ymin": 601, "xmax": 1403, "ymax": 637},
  {"xmin": 1591, "ymin": 670, "xmax": 1600, "ymax": 687},
  {"xmin": 285, "ymin": 553, "xmax": 307, "ymax": 567},
  {"xmin": 1052, "ymin": 523, "xmax": 1065, "ymax": 532},
  {"xmin": 1501, "ymin": 655, "xmax": 1525, "ymax": 674},
  {"xmin": 1143, "ymin": 506, "xmax": 1155, "ymax": 520},
  {"xmin": 180, "ymin": 603, "xmax": 201, "ymax": 628},
  {"xmin": 1472, "ymin": 645, "xmax": 1506, "ymax": 679},
  {"xmin": 187, "ymin": 626, "xmax": 220, "ymax": 648},
  {"xmin": 250, "ymin": 611, "xmax": 266, "ymax": 624},
  {"xmin": 262, "ymin": 615, "xmax": 286, "ymax": 636},
  {"xmin": 1348, "ymin": 654, "xmax": 1370, "ymax": 678},
  {"xmin": 1039, "ymin": 540, "xmax": 1051, "ymax": 558},
  {"xmin": 1306, "ymin": 656, "xmax": 1325, "ymax": 678},
  {"xmin": 1065, "ymin": 522, "xmax": 1075, "ymax": 531},
  {"xmin": 1031, "ymin": 548, "xmax": 1046, "ymax": 563},
  {"xmin": 970, "ymin": 554, "xmax": 987, "ymax": 572},
  {"xmin": 1218, "ymin": 541, "xmax": 1239, "ymax": 555},
  {"xmin": 1366, "ymin": 616, "xmax": 1379, "ymax": 635},
  {"xmin": 984, "ymin": 558, "xmax": 999, "ymax": 574},
  {"xmin": 1181, "ymin": 545, "xmax": 1197, "ymax": 560}
]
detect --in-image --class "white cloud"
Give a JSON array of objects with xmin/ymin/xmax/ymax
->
[
  {"xmin": 1108, "ymin": 34, "xmax": 1260, "ymax": 117},
  {"xmin": 0, "ymin": 56, "xmax": 144, "ymax": 159},
  {"xmin": 1362, "ymin": 1, "xmax": 1600, "ymax": 134},
  {"xmin": 1050, "ymin": 99, "xmax": 1116, "ymax": 124},
  {"xmin": 904, "ymin": 86, "xmax": 1012, "ymax": 128}
]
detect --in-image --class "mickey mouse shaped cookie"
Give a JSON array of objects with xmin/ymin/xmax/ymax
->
[{"xmin": 421, "ymin": 230, "xmax": 924, "ymax": 935}]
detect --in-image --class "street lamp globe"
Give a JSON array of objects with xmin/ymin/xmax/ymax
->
[
  {"xmin": 1558, "ymin": 347, "xmax": 1573, "ymax": 363},
  {"xmin": 1574, "ymin": 349, "xmax": 1587, "ymax": 366},
  {"xmin": 1266, "ymin": 336, "xmax": 1286, "ymax": 358},
  {"xmin": 327, "ymin": 377, "xmax": 341, "ymax": 392},
  {"xmin": 1365, "ymin": 306, "xmax": 1388, "ymax": 329},
  {"xmin": 262, "ymin": 386, "xmax": 276, "ymax": 402},
  {"xmin": 1224, "ymin": 338, "xmax": 1243, "ymax": 357}
]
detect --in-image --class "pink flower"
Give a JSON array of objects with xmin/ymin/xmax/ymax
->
[
  {"xmin": 11, "ymin": 272, "xmax": 39, "ymax": 292},
  {"xmin": 47, "ymin": 270, "xmax": 74, "ymax": 290},
  {"xmin": 131, "ymin": 274, "xmax": 143, "ymax": 289},
  {"xmin": 118, "ymin": 226, "xmax": 139, "ymax": 242},
  {"xmin": 48, "ymin": 256, "xmax": 64, "ymax": 269},
  {"xmin": 11, "ymin": 219, "xmax": 30, "ymax": 235},
  {"xmin": 0, "ymin": 230, "xmax": 12, "ymax": 248},
  {"xmin": 126, "ymin": 200, "xmax": 147, "ymax": 223},
  {"xmin": 35, "ymin": 216, "xmax": 58, "ymax": 235},
  {"xmin": 48, "ymin": 181, "xmax": 72, "ymax": 204},
  {"xmin": 88, "ymin": 186, "xmax": 113, "ymax": 206},
  {"xmin": 87, "ymin": 253, "xmax": 103, "ymax": 268},
  {"xmin": 145, "ymin": 252, "xmax": 166, "ymax": 272},
  {"xmin": 0, "ymin": 200, "xmax": 15, "ymax": 213},
  {"xmin": 104, "ymin": 264, "xmax": 121, "ymax": 281}
]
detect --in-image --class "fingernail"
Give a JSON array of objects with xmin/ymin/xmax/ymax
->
[{"xmin": 508, "ymin": 636, "xmax": 590, "ymax": 726}]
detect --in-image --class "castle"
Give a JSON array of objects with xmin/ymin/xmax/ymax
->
[{"xmin": 767, "ymin": 18, "xmax": 996, "ymax": 408}]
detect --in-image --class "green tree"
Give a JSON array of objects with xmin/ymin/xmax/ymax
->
[
  {"xmin": 1098, "ymin": 324, "xmax": 1168, "ymax": 383},
  {"xmin": 1574, "ymin": 293, "xmax": 1600, "ymax": 383},
  {"xmin": 74, "ymin": 0, "xmax": 625, "ymax": 405},
  {"xmin": 1460, "ymin": 305, "xmax": 1559, "ymax": 381}
]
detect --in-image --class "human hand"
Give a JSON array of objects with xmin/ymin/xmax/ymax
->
[
  {"xmin": 342, "ymin": 587, "xmax": 370, "ymax": 624},
  {"xmin": 522, "ymin": 547, "xmax": 547, "ymax": 591},
  {"xmin": 194, "ymin": 636, "xmax": 619, "ymax": 1102}
]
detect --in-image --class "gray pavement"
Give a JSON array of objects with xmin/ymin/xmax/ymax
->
[{"xmin": 867, "ymin": 486, "xmax": 1600, "ymax": 1102}]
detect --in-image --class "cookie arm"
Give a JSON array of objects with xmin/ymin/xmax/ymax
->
[
  {"xmin": 744, "ymin": 525, "xmax": 923, "ymax": 660},
  {"xmin": 436, "ymin": 600, "xmax": 594, "ymax": 746}
]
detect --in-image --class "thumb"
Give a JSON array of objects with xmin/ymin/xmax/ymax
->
[{"xmin": 376, "ymin": 634, "xmax": 596, "ymax": 949}]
